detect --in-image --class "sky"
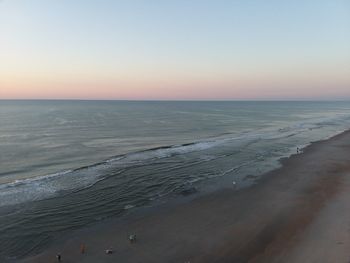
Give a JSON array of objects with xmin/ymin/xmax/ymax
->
[{"xmin": 0, "ymin": 0, "xmax": 349, "ymax": 100}]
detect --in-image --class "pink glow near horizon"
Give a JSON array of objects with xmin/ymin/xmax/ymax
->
[
  {"xmin": 1, "ymin": 1, "xmax": 349, "ymax": 100},
  {"xmin": 2, "ymin": 75, "xmax": 350, "ymax": 100}
]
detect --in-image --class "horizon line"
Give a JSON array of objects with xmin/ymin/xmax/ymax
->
[{"xmin": 1, "ymin": 98, "xmax": 350, "ymax": 102}]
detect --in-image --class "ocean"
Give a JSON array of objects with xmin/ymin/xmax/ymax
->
[{"xmin": 1, "ymin": 100, "xmax": 350, "ymax": 261}]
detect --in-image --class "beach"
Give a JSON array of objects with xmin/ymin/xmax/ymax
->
[
  {"xmin": 19, "ymin": 130, "xmax": 350, "ymax": 263},
  {"xmin": 3, "ymin": 0, "xmax": 349, "ymax": 261}
]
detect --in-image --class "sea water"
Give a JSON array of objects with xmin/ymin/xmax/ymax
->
[{"xmin": 1, "ymin": 100, "xmax": 350, "ymax": 260}]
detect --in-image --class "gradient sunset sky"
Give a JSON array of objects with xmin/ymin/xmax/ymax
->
[{"xmin": 0, "ymin": 0, "xmax": 349, "ymax": 100}]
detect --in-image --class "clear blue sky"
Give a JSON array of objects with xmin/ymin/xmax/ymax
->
[{"xmin": 1, "ymin": 0, "xmax": 349, "ymax": 99}]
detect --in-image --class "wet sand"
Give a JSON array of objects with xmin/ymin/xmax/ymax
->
[{"xmin": 21, "ymin": 130, "xmax": 350, "ymax": 263}]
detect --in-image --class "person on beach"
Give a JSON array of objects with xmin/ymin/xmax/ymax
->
[
  {"xmin": 105, "ymin": 249, "xmax": 113, "ymax": 254},
  {"xmin": 56, "ymin": 253, "xmax": 61, "ymax": 262},
  {"xmin": 129, "ymin": 234, "xmax": 137, "ymax": 243},
  {"xmin": 80, "ymin": 243, "xmax": 85, "ymax": 254}
]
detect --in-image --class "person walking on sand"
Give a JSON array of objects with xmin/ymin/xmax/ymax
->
[
  {"xmin": 129, "ymin": 234, "xmax": 137, "ymax": 243},
  {"xmin": 56, "ymin": 253, "xmax": 61, "ymax": 262},
  {"xmin": 80, "ymin": 243, "xmax": 85, "ymax": 254}
]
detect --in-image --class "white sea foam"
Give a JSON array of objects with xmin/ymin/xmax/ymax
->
[
  {"xmin": 0, "ymin": 111, "xmax": 349, "ymax": 207},
  {"xmin": 124, "ymin": 204, "xmax": 135, "ymax": 210}
]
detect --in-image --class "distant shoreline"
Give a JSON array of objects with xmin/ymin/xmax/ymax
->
[{"xmin": 20, "ymin": 129, "xmax": 350, "ymax": 263}]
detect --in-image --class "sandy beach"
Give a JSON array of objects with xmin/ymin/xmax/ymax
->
[
  {"xmin": 3, "ymin": 0, "xmax": 349, "ymax": 261},
  {"xmin": 20, "ymin": 130, "xmax": 350, "ymax": 263}
]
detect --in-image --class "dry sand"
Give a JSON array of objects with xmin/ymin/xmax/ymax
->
[{"xmin": 21, "ymin": 130, "xmax": 350, "ymax": 263}]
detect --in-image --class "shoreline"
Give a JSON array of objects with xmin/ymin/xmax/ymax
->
[{"xmin": 20, "ymin": 129, "xmax": 350, "ymax": 263}]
